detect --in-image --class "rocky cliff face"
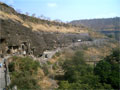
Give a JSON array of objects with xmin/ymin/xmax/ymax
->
[
  {"xmin": 0, "ymin": 2, "xmax": 99, "ymax": 57},
  {"xmin": 0, "ymin": 18, "xmax": 90, "ymax": 56}
]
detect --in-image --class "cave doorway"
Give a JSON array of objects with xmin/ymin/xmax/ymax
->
[{"xmin": 0, "ymin": 38, "xmax": 6, "ymax": 44}]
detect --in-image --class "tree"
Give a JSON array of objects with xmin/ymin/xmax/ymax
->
[
  {"xmin": 8, "ymin": 57, "xmax": 41, "ymax": 89},
  {"xmin": 58, "ymin": 81, "xmax": 70, "ymax": 89},
  {"xmin": 39, "ymin": 15, "xmax": 45, "ymax": 19},
  {"xmin": 94, "ymin": 48, "xmax": 120, "ymax": 89},
  {"xmin": 94, "ymin": 60, "xmax": 111, "ymax": 83},
  {"xmin": 58, "ymin": 49, "xmax": 119, "ymax": 89},
  {"xmin": 16, "ymin": 9, "xmax": 22, "ymax": 13},
  {"xmin": 25, "ymin": 12, "xmax": 29, "ymax": 16},
  {"xmin": 54, "ymin": 19, "xmax": 62, "ymax": 23},
  {"xmin": 32, "ymin": 13, "xmax": 36, "ymax": 17},
  {"xmin": 59, "ymin": 51, "xmax": 101, "ymax": 89}
]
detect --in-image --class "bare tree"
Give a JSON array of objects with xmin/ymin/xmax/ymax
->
[
  {"xmin": 46, "ymin": 17, "xmax": 51, "ymax": 21},
  {"xmin": 16, "ymin": 9, "xmax": 22, "ymax": 13},
  {"xmin": 25, "ymin": 12, "xmax": 29, "ymax": 16},
  {"xmin": 54, "ymin": 19, "xmax": 62, "ymax": 23},
  {"xmin": 38, "ymin": 15, "xmax": 51, "ymax": 21},
  {"xmin": 39, "ymin": 15, "xmax": 45, "ymax": 19},
  {"xmin": 32, "ymin": 13, "xmax": 36, "ymax": 17},
  {"xmin": 9, "ymin": 4, "xmax": 14, "ymax": 8}
]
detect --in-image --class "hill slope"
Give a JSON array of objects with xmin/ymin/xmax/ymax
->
[
  {"xmin": 70, "ymin": 17, "xmax": 120, "ymax": 31},
  {"xmin": 0, "ymin": 2, "xmax": 104, "ymax": 57}
]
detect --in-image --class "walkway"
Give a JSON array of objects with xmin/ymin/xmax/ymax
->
[
  {"xmin": 0, "ymin": 56, "xmax": 11, "ymax": 90},
  {"xmin": 0, "ymin": 59, "xmax": 5, "ymax": 89}
]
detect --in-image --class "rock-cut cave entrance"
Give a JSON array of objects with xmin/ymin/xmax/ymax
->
[{"xmin": 0, "ymin": 38, "xmax": 6, "ymax": 44}]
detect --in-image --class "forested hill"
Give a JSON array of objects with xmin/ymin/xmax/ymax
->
[{"xmin": 70, "ymin": 17, "xmax": 120, "ymax": 31}]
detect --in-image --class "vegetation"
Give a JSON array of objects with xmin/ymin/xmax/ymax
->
[
  {"xmin": 71, "ymin": 17, "xmax": 120, "ymax": 31},
  {"xmin": 105, "ymin": 32, "xmax": 120, "ymax": 41},
  {"xmin": 58, "ymin": 49, "xmax": 120, "ymax": 89},
  {"xmin": 8, "ymin": 56, "xmax": 41, "ymax": 90},
  {"xmin": 94, "ymin": 48, "xmax": 120, "ymax": 89},
  {"xmin": 52, "ymin": 52, "xmax": 61, "ymax": 59},
  {"xmin": 1, "ymin": 2, "xmax": 119, "ymax": 90}
]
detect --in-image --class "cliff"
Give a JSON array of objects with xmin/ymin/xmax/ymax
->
[{"xmin": 0, "ymin": 2, "xmax": 105, "ymax": 56}]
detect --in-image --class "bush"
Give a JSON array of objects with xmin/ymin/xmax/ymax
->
[
  {"xmin": 47, "ymin": 61, "xmax": 52, "ymax": 65},
  {"xmin": 58, "ymin": 49, "xmax": 119, "ymax": 89},
  {"xmin": 42, "ymin": 65, "xmax": 49, "ymax": 75},
  {"xmin": 59, "ymin": 51, "xmax": 95, "ymax": 89},
  {"xmin": 94, "ymin": 48, "xmax": 120, "ymax": 89},
  {"xmin": 8, "ymin": 57, "xmax": 41, "ymax": 89},
  {"xmin": 55, "ymin": 52, "xmax": 61, "ymax": 57}
]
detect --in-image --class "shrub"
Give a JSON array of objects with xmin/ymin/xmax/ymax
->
[
  {"xmin": 55, "ymin": 52, "xmax": 61, "ymax": 57},
  {"xmin": 8, "ymin": 56, "xmax": 41, "ymax": 89},
  {"xmin": 58, "ymin": 49, "xmax": 119, "ymax": 89},
  {"xmin": 94, "ymin": 48, "xmax": 120, "ymax": 89}
]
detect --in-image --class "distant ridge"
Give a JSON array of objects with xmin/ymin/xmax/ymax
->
[{"xmin": 70, "ymin": 17, "xmax": 120, "ymax": 31}]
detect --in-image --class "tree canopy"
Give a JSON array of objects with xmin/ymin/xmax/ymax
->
[{"xmin": 58, "ymin": 49, "xmax": 120, "ymax": 89}]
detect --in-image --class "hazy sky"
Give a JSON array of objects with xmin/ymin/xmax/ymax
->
[{"xmin": 0, "ymin": 0, "xmax": 120, "ymax": 22}]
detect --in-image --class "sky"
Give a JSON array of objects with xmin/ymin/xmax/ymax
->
[{"xmin": 0, "ymin": 0, "xmax": 120, "ymax": 22}]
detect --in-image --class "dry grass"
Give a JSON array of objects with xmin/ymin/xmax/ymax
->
[
  {"xmin": 0, "ymin": 11, "xmax": 89, "ymax": 33},
  {"xmin": 84, "ymin": 42, "xmax": 118, "ymax": 62},
  {"xmin": 36, "ymin": 67, "xmax": 54, "ymax": 88},
  {"xmin": 0, "ymin": 11, "xmax": 24, "ymax": 22},
  {"xmin": 89, "ymin": 30, "xmax": 106, "ymax": 38},
  {"xmin": 38, "ymin": 76, "xmax": 52, "ymax": 88}
]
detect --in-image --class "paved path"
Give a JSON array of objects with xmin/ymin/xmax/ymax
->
[
  {"xmin": 0, "ymin": 56, "xmax": 11, "ymax": 90},
  {"xmin": 0, "ymin": 59, "xmax": 5, "ymax": 90}
]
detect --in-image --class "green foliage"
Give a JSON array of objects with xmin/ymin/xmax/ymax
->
[
  {"xmin": 53, "ymin": 62, "xmax": 59, "ymax": 70},
  {"xmin": 42, "ymin": 65, "xmax": 49, "ymax": 75},
  {"xmin": 115, "ymin": 33, "xmax": 120, "ymax": 41},
  {"xmin": 82, "ymin": 45, "xmax": 88, "ymax": 50},
  {"xmin": 8, "ymin": 57, "xmax": 41, "ymax": 89},
  {"xmin": 107, "ymin": 34, "xmax": 114, "ymax": 38},
  {"xmin": 94, "ymin": 60, "xmax": 111, "ymax": 82},
  {"xmin": 52, "ymin": 52, "xmax": 61, "ymax": 59},
  {"xmin": 59, "ymin": 51, "xmax": 99, "ymax": 89},
  {"xmin": 106, "ymin": 48, "xmax": 120, "ymax": 63},
  {"xmin": 58, "ymin": 49, "xmax": 119, "ymax": 89},
  {"xmin": 55, "ymin": 52, "xmax": 61, "ymax": 57},
  {"xmin": 58, "ymin": 81, "xmax": 70, "ymax": 89},
  {"xmin": 94, "ymin": 48, "xmax": 120, "ymax": 89},
  {"xmin": 47, "ymin": 61, "xmax": 52, "ymax": 65}
]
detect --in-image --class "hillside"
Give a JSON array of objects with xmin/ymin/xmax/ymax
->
[
  {"xmin": 0, "ymin": 2, "xmax": 119, "ymax": 90},
  {"xmin": 0, "ymin": 2, "xmax": 88, "ymax": 33},
  {"xmin": 70, "ymin": 17, "xmax": 120, "ymax": 31},
  {"xmin": 0, "ymin": 2, "xmax": 106, "ymax": 57}
]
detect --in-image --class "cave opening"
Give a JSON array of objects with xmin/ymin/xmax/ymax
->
[{"xmin": 0, "ymin": 38, "xmax": 6, "ymax": 43}]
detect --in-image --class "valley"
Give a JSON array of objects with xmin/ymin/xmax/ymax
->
[{"xmin": 0, "ymin": 2, "xmax": 119, "ymax": 90}]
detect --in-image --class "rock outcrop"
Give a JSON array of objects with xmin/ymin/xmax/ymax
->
[{"xmin": 0, "ymin": 2, "xmax": 97, "ymax": 57}]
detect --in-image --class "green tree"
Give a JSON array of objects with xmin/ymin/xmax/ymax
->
[
  {"xmin": 94, "ymin": 48, "xmax": 120, "ymax": 89},
  {"xmin": 59, "ymin": 51, "xmax": 105, "ymax": 89},
  {"xmin": 58, "ymin": 49, "xmax": 119, "ymax": 89},
  {"xmin": 8, "ymin": 57, "xmax": 41, "ymax": 89}
]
